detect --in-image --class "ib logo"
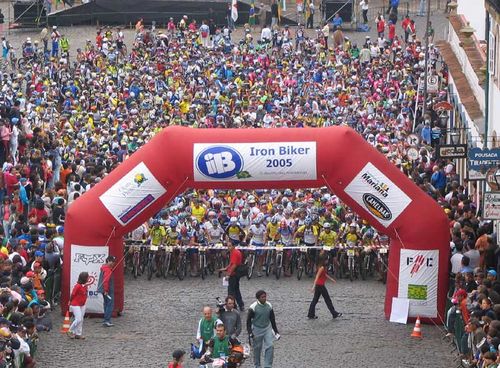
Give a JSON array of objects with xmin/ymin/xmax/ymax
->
[{"xmin": 196, "ymin": 146, "xmax": 243, "ymax": 179}]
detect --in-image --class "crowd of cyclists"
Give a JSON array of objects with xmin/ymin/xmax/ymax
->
[{"xmin": 0, "ymin": 4, "xmax": 497, "ymax": 366}]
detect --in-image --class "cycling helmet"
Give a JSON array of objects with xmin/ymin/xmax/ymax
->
[
  {"xmin": 152, "ymin": 219, "xmax": 161, "ymax": 226},
  {"xmin": 304, "ymin": 217, "xmax": 312, "ymax": 226},
  {"xmin": 323, "ymin": 222, "xmax": 331, "ymax": 229},
  {"xmin": 213, "ymin": 200, "xmax": 222, "ymax": 210},
  {"xmin": 230, "ymin": 217, "xmax": 238, "ymax": 225},
  {"xmin": 284, "ymin": 189, "xmax": 293, "ymax": 196},
  {"xmin": 208, "ymin": 210, "xmax": 216, "ymax": 217},
  {"xmin": 242, "ymin": 208, "xmax": 250, "ymax": 216},
  {"xmin": 212, "ymin": 219, "xmax": 219, "ymax": 226},
  {"xmin": 169, "ymin": 219, "xmax": 178, "ymax": 228},
  {"xmin": 191, "ymin": 219, "xmax": 199, "ymax": 228},
  {"xmin": 271, "ymin": 216, "xmax": 278, "ymax": 225},
  {"xmin": 252, "ymin": 218, "xmax": 261, "ymax": 225}
]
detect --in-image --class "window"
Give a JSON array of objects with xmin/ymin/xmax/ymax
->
[{"xmin": 489, "ymin": 30, "xmax": 496, "ymax": 76}]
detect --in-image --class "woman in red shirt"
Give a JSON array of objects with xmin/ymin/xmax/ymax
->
[
  {"xmin": 307, "ymin": 255, "xmax": 342, "ymax": 319},
  {"xmin": 68, "ymin": 272, "xmax": 89, "ymax": 339}
]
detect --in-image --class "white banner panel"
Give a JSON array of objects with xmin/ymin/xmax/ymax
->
[
  {"xmin": 398, "ymin": 249, "xmax": 439, "ymax": 318},
  {"xmin": 344, "ymin": 162, "xmax": 412, "ymax": 227},
  {"xmin": 100, "ymin": 162, "xmax": 167, "ymax": 226},
  {"xmin": 193, "ymin": 142, "xmax": 317, "ymax": 181},
  {"xmin": 70, "ymin": 245, "xmax": 109, "ymax": 314}
]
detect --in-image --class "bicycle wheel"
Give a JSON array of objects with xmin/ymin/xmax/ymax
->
[
  {"xmin": 147, "ymin": 256, "xmax": 154, "ymax": 280},
  {"xmin": 360, "ymin": 255, "xmax": 368, "ymax": 280},
  {"xmin": 133, "ymin": 253, "xmax": 139, "ymax": 279},
  {"xmin": 275, "ymin": 253, "xmax": 282, "ymax": 280},
  {"xmin": 265, "ymin": 250, "xmax": 273, "ymax": 277},
  {"xmin": 177, "ymin": 255, "xmax": 186, "ymax": 280},
  {"xmin": 247, "ymin": 253, "xmax": 255, "ymax": 280},
  {"xmin": 163, "ymin": 252, "xmax": 171, "ymax": 279},
  {"xmin": 339, "ymin": 254, "xmax": 346, "ymax": 279},
  {"xmin": 200, "ymin": 254, "xmax": 206, "ymax": 280},
  {"xmin": 348, "ymin": 258, "xmax": 354, "ymax": 282},
  {"xmin": 297, "ymin": 254, "xmax": 304, "ymax": 280}
]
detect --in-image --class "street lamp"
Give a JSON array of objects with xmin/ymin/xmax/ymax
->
[{"xmin": 449, "ymin": 129, "xmax": 461, "ymax": 145}]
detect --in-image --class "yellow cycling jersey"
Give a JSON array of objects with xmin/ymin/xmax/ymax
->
[
  {"xmin": 150, "ymin": 226, "xmax": 166, "ymax": 245},
  {"xmin": 297, "ymin": 225, "xmax": 319, "ymax": 244},
  {"xmin": 191, "ymin": 205, "xmax": 206, "ymax": 222},
  {"xmin": 165, "ymin": 228, "xmax": 179, "ymax": 246},
  {"xmin": 266, "ymin": 223, "xmax": 279, "ymax": 240},
  {"xmin": 227, "ymin": 225, "xmax": 243, "ymax": 240},
  {"xmin": 319, "ymin": 230, "xmax": 337, "ymax": 246},
  {"xmin": 346, "ymin": 233, "xmax": 359, "ymax": 243}
]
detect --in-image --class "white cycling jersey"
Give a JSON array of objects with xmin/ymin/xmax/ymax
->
[{"xmin": 249, "ymin": 224, "xmax": 265, "ymax": 244}]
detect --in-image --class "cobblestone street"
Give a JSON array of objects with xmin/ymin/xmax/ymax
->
[{"xmin": 37, "ymin": 274, "xmax": 456, "ymax": 368}]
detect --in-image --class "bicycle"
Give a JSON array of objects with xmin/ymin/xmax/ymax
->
[
  {"xmin": 346, "ymin": 243, "xmax": 360, "ymax": 282},
  {"xmin": 264, "ymin": 241, "xmax": 275, "ymax": 277},
  {"xmin": 296, "ymin": 245, "xmax": 308, "ymax": 280},
  {"xmin": 376, "ymin": 246, "xmax": 389, "ymax": 284},
  {"xmin": 244, "ymin": 244, "xmax": 256, "ymax": 280},
  {"xmin": 146, "ymin": 244, "xmax": 160, "ymax": 280},
  {"xmin": 163, "ymin": 245, "xmax": 174, "ymax": 279},
  {"xmin": 199, "ymin": 245, "xmax": 208, "ymax": 280},
  {"xmin": 176, "ymin": 245, "xmax": 188, "ymax": 280},
  {"xmin": 360, "ymin": 246, "xmax": 373, "ymax": 281},
  {"xmin": 274, "ymin": 242, "xmax": 285, "ymax": 280}
]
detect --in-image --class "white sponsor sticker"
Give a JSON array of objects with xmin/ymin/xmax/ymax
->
[
  {"xmin": 344, "ymin": 162, "xmax": 412, "ymax": 227},
  {"xmin": 398, "ymin": 249, "xmax": 439, "ymax": 318},
  {"xmin": 70, "ymin": 245, "xmax": 109, "ymax": 314},
  {"xmin": 193, "ymin": 142, "xmax": 317, "ymax": 181},
  {"xmin": 100, "ymin": 162, "xmax": 167, "ymax": 226}
]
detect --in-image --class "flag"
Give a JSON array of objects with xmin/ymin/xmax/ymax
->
[{"xmin": 231, "ymin": 0, "xmax": 238, "ymax": 22}]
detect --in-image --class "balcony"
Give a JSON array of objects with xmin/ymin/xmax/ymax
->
[{"xmin": 486, "ymin": 0, "xmax": 500, "ymax": 14}]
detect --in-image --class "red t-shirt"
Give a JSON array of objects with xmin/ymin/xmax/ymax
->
[
  {"xmin": 168, "ymin": 363, "xmax": 182, "ymax": 368},
  {"xmin": 229, "ymin": 248, "xmax": 243, "ymax": 276},
  {"xmin": 315, "ymin": 267, "xmax": 327, "ymax": 286},
  {"xmin": 70, "ymin": 283, "xmax": 88, "ymax": 307}
]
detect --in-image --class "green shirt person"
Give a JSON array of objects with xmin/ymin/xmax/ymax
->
[{"xmin": 196, "ymin": 306, "xmax": 218, "ymax": 344}]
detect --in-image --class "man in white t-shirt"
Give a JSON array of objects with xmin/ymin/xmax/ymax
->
[
  {"xmin": 261, "ymin": 25, "xmax": 272, "ymax": 43},
  {"xmin": 450, "ymin": 243, "xmax": 464, "ymax": 275}
]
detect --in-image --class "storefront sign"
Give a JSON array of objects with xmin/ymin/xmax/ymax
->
[
  {"xmin": 437, "ymin": 144, "xmax": 467, "ymax": 159},
  {"xmin": 468, "ymin": 148, "xmax": 500, "ymax": 180},
  {"xmin": 483, "ymin": 192, "xmax": 500, "ymax": 220}
]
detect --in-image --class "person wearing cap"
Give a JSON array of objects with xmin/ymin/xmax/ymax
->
[
  {"xmin": 97, "ymin": 255, "xmax": 116, "ymax": 327},
  {"xmin": 168, "ymin": 349, "xmax": 185, "ymax": 368},
  {"xmin": 68, "ymin": 272, "xmax": 89, "ymax": 339}
]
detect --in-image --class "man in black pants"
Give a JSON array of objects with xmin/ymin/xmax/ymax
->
[{"xmin": 221, "ymin": 241, "xmax": 244, "ymax": 311}]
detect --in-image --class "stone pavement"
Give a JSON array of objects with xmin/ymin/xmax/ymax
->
[{"xmin": 36, "ymin": 274, "xmax": 456, "ymax": 368}]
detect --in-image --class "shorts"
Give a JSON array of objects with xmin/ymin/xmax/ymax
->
[{"xmin": 253, "ymin": 242, "xmax": 264, "ymax": 256}]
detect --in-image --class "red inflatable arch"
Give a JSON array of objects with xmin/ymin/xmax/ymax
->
[{"xmin": 62, "ymin": 126, "xmax": 449, "ymax": 323}]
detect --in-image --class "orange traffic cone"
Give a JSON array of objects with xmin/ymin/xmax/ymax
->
[
  {"xmin": 60, "ymin": 311, "xmax": 71, "ymax": 333},
  {"xmin": 411, "ymin": 316, "xmax": 422, "ymax": 338}
]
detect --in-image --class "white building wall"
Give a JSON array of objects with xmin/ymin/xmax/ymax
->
[
  {"xmin": 458, "ymin": 0, "xmax": 486, "ymax": 39},
  {"xmin": 488, "ymin": 16, "xmax": 500, "ymax": 144}
]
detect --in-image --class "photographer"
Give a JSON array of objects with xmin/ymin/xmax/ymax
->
[{"xmin": 217, "ymin": 296, "xmax": 242, "ymax": 339}]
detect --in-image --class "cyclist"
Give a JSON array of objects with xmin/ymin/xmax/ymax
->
[
  {"xmin": 294, "ymin": 216, "xmax": 319, "ymax": 271},
  {"xmin": 278, "ymin": 219, "xmax": 294, "ymax": 277},
  {"xmin": 22, "ymin": 38, "xmax": 35, "ymax": 59},
  {"xmin": 266, "ymin": 216, "xmax": 280, "ymax": 243},
  {"xmin": 207, "ymin": 219, "xmax": 224, "ymax": 245},
  {"xmin": 246, "ymin": 218, "xmax": 266, "ymax": 277},
  {"xmin": 224, "ymin": 217, "xmax": 246, "ymax": 245},
  {"xmin": 149, "ymin": 219, "xmax": 167, "ymax": 276},
  {"xmin": 319, "ymin": 222, "xmax": 338, "ymax": 273},
  {"xmin": 191, "ymin": 198, "xmax": 206, "ymax": 222},
  {"xmin": 238, "ymin": 208, "xmax": 251, "ymax": 230},
  {"xmin": 180, "ymin": 225, "xmax": 198, "ymax": 276}
]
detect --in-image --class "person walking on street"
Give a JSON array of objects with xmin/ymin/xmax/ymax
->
[
  {"xmin": 247, "ymin": 290, "xmax": 280, "ymax": 368},
  {"xmin": 220, "ymin": 240, "xmax": 244, "ymax": 311},
  {"xmin": 307, "ymin": 255, "xmax": 342, "ymax": 319},
  {"xmin": 271, "ymin": 0, "xmax": 279, "ymax": 28},
  {"xmin": 68, "ymin": 271, "xmax": 89, "ymax": 339},
  {"xmin": 360, "ymin": 0, "xmax": 369, "ymax": 24},
  {"xmin": 98, "ymin": 255, "xmax": 116, "ymax": 327},
  {"xmin": 217, "ymin": 295, "xmax": 242, "ymax": 339},
  {"xmin": 307, "ymin": 1, "xmax": 315, "ymax": 29}
]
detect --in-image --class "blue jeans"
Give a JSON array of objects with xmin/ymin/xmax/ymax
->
[{"xmin": 103, "ymin": 294, "xmax": 114, "ymax": 323}]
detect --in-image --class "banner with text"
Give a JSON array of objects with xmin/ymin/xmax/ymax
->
[
  {"xmin": 398, "ymin": 249, "xmax": 439, "ymax": 318},
  {"xmin": 100, "ymin": 162, "xmax": 167, "ymax": 226},
  {"xmin": 344, "ymin": 162, "xmax": 412, "ymax": 227},
  {"xmin": 70, "ymin": 245, "xmax": 109, "ymax": 314},
  {"xmin": 193, "ymin": 142, "xmax": 317, "ymax": 181},
  {"xmin": 483, "ymin": 192, "xmax": 500, "ymax": 220}
]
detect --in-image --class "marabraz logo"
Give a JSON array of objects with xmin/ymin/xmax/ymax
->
[{"xmin": 74, "ymin": 253, "xmax": 106, "ymax": 265}]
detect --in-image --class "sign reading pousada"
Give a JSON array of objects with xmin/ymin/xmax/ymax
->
[{"xmin": 193, "ymin": 142, "xmax": 317, "ymax": 181}]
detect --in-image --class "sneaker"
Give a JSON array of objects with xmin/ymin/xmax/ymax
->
[
  {"xmin": 103, "ymin": 322, "xmax": 114, "ymax": 327},
  {"xmin": 332, "ymin": 313, "xmax": 342, "ymax": 319}
]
